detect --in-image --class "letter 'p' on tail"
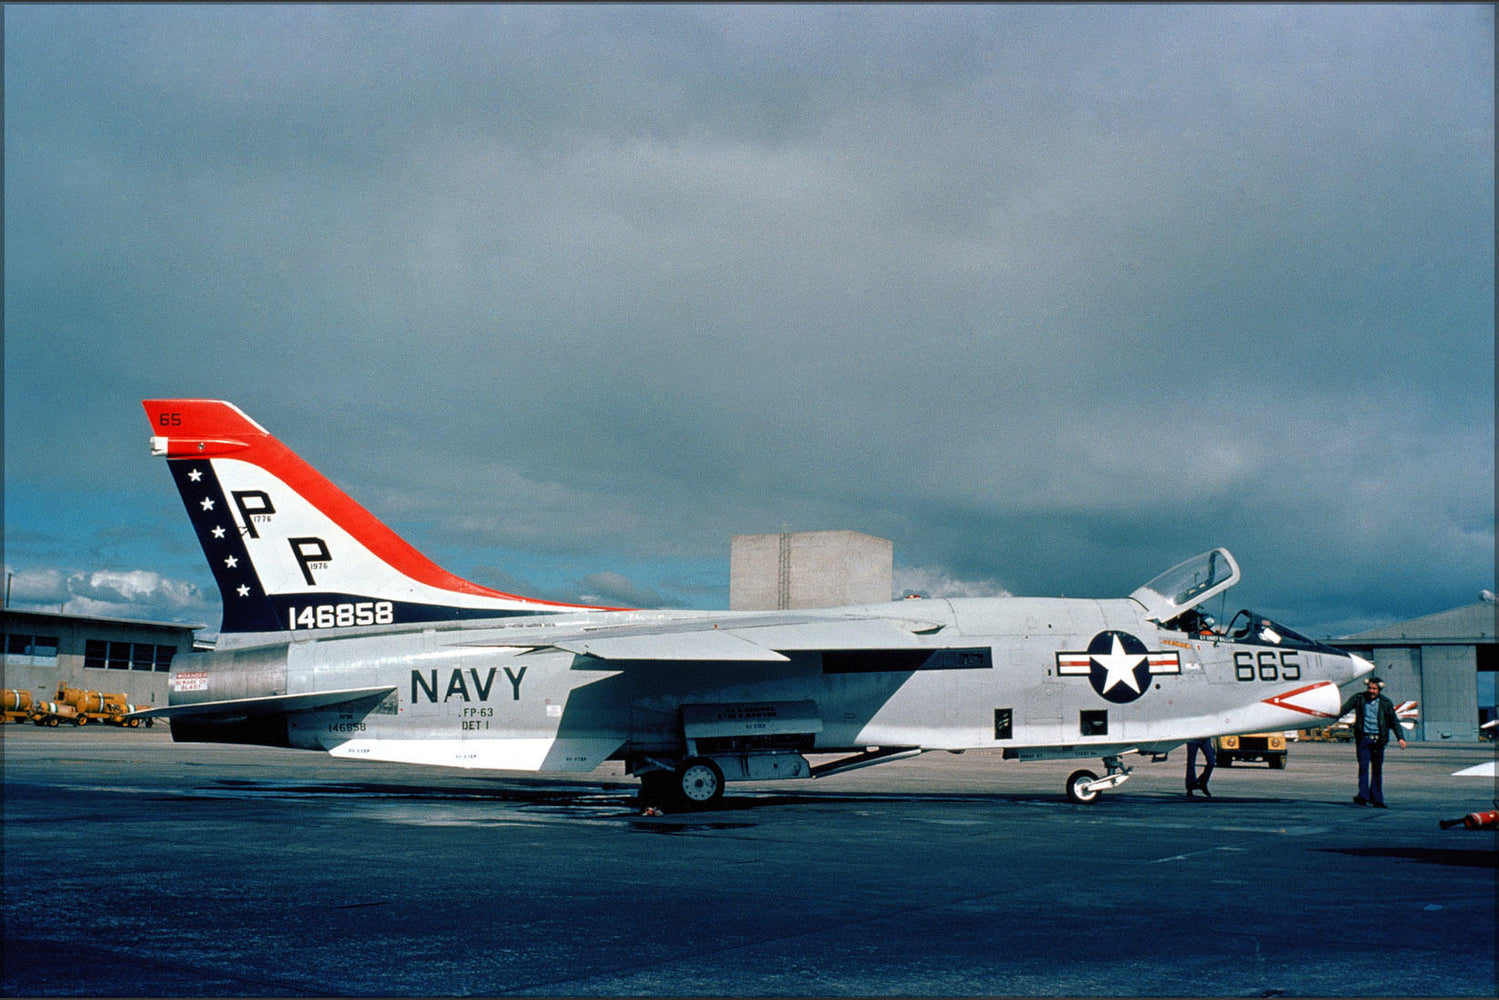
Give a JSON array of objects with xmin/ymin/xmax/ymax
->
[{"xmin": 144, "ymin": 400, "xmax": 618, "ymax": 635}]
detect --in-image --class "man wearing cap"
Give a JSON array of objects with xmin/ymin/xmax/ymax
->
[{"xmin": 1339, "ymin": 676, "xmax": 1407, "ymax": 807}]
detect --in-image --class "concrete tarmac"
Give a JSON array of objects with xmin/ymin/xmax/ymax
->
[{"xmin": 3, "ymin": 725, "xmax": 1495, "ymax": 997}]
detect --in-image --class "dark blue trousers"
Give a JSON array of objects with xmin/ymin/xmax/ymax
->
[
  {"xmin": 1356, "ymin": 740, "xmax": 1387, "ymax": 804},
  {"xmin": 1186, "ymin": 739, "xmax": 1215, "ymax": 790}
]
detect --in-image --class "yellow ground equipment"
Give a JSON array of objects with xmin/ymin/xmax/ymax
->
[
  {"xmin": 1214, "ymin": 732, "xmax": 1288, "ymax": 769},
  {"xmin": 30, "ymin": 700, "xmax": 80, "ymax": 726},
  {"xmin": 2, "ymin": 689, "xmax": 35, "ymax": 723},
  {"xmin": 54, "ymin": 685, "xmax": 146, "ymax": 726}
]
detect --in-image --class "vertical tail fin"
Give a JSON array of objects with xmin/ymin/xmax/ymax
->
[{"xmin": 144, "ymin": 400, "xmax": 618, "ymax": 635}]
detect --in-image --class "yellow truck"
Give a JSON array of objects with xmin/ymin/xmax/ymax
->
[{"xmin": 1214, "ymin": 732, "xmax": 1288, "ymax": 769}]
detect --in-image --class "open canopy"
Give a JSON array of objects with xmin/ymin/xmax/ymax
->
[{"xmin": 1128, "ymin": 548, "xmax": 1240, "ymax": 622}]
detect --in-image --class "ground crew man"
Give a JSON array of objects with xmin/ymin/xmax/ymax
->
[{"xmin": 1339, "ymin": 676, "xmax": 1406, "ymax": 807}]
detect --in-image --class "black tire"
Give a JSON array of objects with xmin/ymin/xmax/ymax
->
[
  {"xmin": 676, "ymin": 757, "xmax": 725, "ymax": 809},
  {"xmin": 1219, "ymin": 756, "xmax": 1233, "ymax": 768},
  {"xmin": 1066, "ymin": 769, "xmax": 1101, "ymax": 804},
  {"xmin": 1268, "ymin": 754, "xmax": 1286, "ymax": 770}
]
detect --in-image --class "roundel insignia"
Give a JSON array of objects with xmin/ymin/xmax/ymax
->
[
  {"xmin": 1056, "ymin": 631, "xmax": 1180, "ymax": 704},
  {"xmin": 1085, "ymin": 631, "xmax": 1151, "ymax": 703}
]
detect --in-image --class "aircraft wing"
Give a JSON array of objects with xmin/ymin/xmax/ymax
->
[
  {"xmin": 1453, "ymin": 761, "xmax": 1497, "ymax": 778},
  {"xmin": 324, "ymin": 735, "xmax": 625, "ymax": 772},
  {"xmin": 471, "ymin": 612, "xmax": 949, "ymax": 663}
]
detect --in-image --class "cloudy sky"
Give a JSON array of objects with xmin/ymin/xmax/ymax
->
[{"xmin": 5, "ymin": 5, "xmax": 1493, "ymax": 640}]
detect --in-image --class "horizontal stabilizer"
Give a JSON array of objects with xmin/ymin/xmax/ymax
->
[
  {"xmin": 325, "ymin": 736, "xmax": 623, "ymax": 772},
  {"xmin": 126, "ymin": 686, "xmax": 397, "ymax": 720}
]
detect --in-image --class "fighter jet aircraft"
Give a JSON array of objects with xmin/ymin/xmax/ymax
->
[{"xmin": 131, "ymin": 399, "xmax": 1375, "ymax": 808}]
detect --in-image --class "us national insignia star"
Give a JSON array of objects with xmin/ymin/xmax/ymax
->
[
  {"xmin": 1092, "ymin": 633, "xmax": 1146, "ymax": 696},
  {"xmin": 1056, "ymin": 631, "xmax": 1181, "ymax": 703}
]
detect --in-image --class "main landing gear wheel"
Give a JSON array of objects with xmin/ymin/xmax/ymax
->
[
  {"xmin": 1066, "ymin": 769, "xmax": 1101, "ymax": 804},
  {"xmin": 676, "ymin": 757, "xmax": 725, "ymax": 809}
]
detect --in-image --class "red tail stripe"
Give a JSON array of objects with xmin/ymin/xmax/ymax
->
[{"xmin": 144, "ymin": 400, "xmax": 622, "ymax": 611}]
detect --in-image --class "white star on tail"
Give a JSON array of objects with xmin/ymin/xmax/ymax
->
[{"xmin": 1093, "ymin": 634, "xmax": 1146, "ymax": 695}]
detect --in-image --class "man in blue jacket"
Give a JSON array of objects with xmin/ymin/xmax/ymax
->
[{"xmin": 1339, "ymin": 676, "xmax": 1407, "ymax": 807}]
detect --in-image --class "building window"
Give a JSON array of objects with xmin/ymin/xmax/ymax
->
[
  {"xmin": 155, "ymin": 646, "xmax": 176, "ymax": 672},
  {"xmin": 85, "ymin": 640, "xmax": 108, "ymax": 669},
  {"xmin": 4, "ymin": 633, "xmax": 60, "ymax": 663},
  {"xmin": 107, "ymin": 641, "xmax": 131, "ymax": 670}
]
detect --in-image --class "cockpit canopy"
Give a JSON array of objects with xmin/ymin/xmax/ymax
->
[
  {"xmin": 1220, "ymin": 609, "xmax": 1335, "ymax": 651},
  {"xmin": 1129, "ymin": 548, "xmax": 1240, "ymax": 623}
]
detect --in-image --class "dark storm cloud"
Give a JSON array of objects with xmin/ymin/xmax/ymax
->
[{"xmin": 5, "ymin": 4, "xmax": 1492, "ymax": 635}]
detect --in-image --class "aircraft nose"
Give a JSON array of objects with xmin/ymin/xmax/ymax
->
[{"xmin": 1349, "ymin": 653, "xmax": 1375, "ymax": 679}]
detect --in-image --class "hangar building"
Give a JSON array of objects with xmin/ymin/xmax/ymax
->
[
  {"xmin": 1, "ymin": 609, "xmax": 203, "ymax": 711},
  {"xmin": 1338, "ymin": 598, "xmax": 1497, "ymax": 742}
]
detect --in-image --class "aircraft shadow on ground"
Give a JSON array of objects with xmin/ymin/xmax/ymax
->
[
  {"xmin": 198, "ymin": 774, "xmax": 1306, "ymax": 814},
  {"xmin": 1320, "ymin": 845, "xmax": 1498, "ymax": 870}
]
